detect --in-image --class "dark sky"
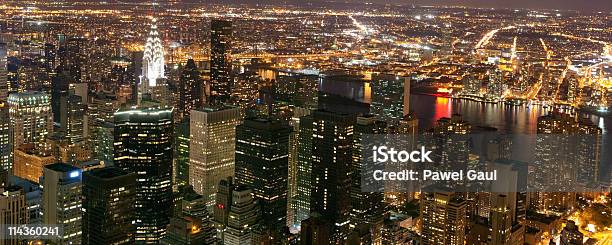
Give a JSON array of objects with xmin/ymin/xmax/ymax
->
[
  {"xmin": 400, "ymin": 0, "xmax": 612, "ymax": 12},
  {"xmin": 60, "ymin": 0, "xmax": 612, "ymax": 12}
]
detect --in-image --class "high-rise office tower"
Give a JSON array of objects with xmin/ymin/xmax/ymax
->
[
  {"xmin": 114, "ymin": 108, "xmax": 174, "ymax": 243},
  {"xmin": 293, "ymin": 111, "xmax": 315, "ymax": 227},
  {"xmin": 0, "ymin": 43, "xmax": 7, "ymax": 101},
  {"xmin": 235, "ymin": 118, "xmax": 291, "ymax": 232},
  {"xmin": 58, "ymin": 37, "xmax": 83, "ymax": 83},
  {"xmin": 175, "ymin": 186, "xmax": 216, "ymax": 244},
  {"xmin": 42, "ymin": 163, "xmax": 83, "ymax": 244},
  {"xmin": 189, "ymin": 106, "xmax": 241, "ymax": 208},
  {"xmin": 490, "ymin": 194, "xmax": 512, "ymax": 245},
  {"xmin": 210, "ymin": 19, "xmax": 232, "ymax": 104},
  {"xmin": 420, "ymin": 192, "xmax": 467, "ymax": 245},
  {"xmin": 531, "ymin": 113, "xmax": 599, "ymax": 212},
  {"xmin": 307, "ymin": 109, "xmax": 355, "ymax": 242},
  {"xmin": 213, "ymin": 177, "xmax": 234, "ymax": 241},
  {"xmin": 223, "ymin": 187, "xmax": 259, "ymax": 245},
  {"xmin": 178, "ymin": 59, "xmax": 202, "ymax": 119},
  {"xmin": 0, "ymin": 186, "xmax": 28, "ymax": 245},
  {"xmin": 44, "ymin": 43, "xmax": 56, "ymax": 72},
  {"xmin": 370, "ymin": 73, "xmax": 410, "ymax": 123},
  {"xmin": 0, "ymin": 101, "xmax": 10, "ymax": 171},
  {"xmin": 174, "ymin": 119, "xmax": 190, "ymax": 190},
  {"xmin": 60, "ymin": 94, "xmax": 86, "ymax": 144},
  {"xmin": 139, "ymin": 18, "xmax": 166, "ymax": 105},
  {"xmin": 350, "ymin": 115, "xmax": 387, "ymax": 243},
  {"xmin": 82, "ymin": 167, "xmax": 137, "ymax": 245},
  {"xmin": 51, "ymin": 70, "xmax": 71, "ymax": 127},
  {"xmin": 8, "ymin": 92, "xmax": 53, "ymax": 149},
  {"xmin": 287, "ymin": 107, "xmax": 310, "ymax": 227},
  {"xmin": 89, "ymin": 93, "xmax": 120, "ymax": 164}
]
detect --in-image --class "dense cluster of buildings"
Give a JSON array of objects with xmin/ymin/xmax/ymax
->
[{"xmin": 0, "ymin": 1, "xmax": 609, "ymax": 244}]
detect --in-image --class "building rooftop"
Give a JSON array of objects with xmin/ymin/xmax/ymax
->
[{"xmin": 45, "ymin": 163, "xmax": 80, "ymax": 173}]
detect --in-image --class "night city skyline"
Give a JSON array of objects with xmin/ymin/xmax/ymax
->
[{"xmin": 0, "ymin": 0, "xmax": 610, "ymax": 244}]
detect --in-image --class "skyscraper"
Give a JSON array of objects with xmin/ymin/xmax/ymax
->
[
  {"xmin": 178, "ymin": 59, "xmax": 202, "ymax": 119},
  {"xmin": 287, "ymin": 107, "xmax": 310, "ymax": 228},
  {"xmin": 82, "ymin": 167, "xmax": 137, "ymax": 245},
  {"xmin": 210, "ymin": 19, "xmax": 232, "ymax": 104},
  {"xmin": 58, "ymin": 37, "xmax": 83, "ymax": 83},
  {"xmin": 0, "ymin": 186, "xmax": 28, "ymax": 245},
  {"xmin": 213, "ymin": 177, "xmax": 234, "ymax": 242},
  {"xmin": 0, "ymin": 43, "xmax": 7, "ymax": 101},
  {"xmin": 114, "ymin": 108, "xmax": 174, "ymax": 243},
  {"xmin": 531, "ymin": 113, "xmax": 599, "ymax": 212},
  {"xmin": 0, "ymin": 101, "xmax": 10, "ymax": 172},
  {"xmin": 350, "ymin": 115, "xmax": 387, "ymax": 243},
  {"xmin": 8, "ymin": 92, "xmax": 53, "ymax": 149},
  {"xmin": 490, "ymin": 194, "xmax": 512, "ymax": 245},
  {"xmin": 174, "ymin": 186, "xmax": 216, "ymax": 244},
  {"xmin": 223, "ymin": 187, "xmax": 259, "ymax": 245},
  {"xmin": 235, "ymin": 118, "xmax": 291, "ymax": 232},
  {"xmin": 140, "ymin": 18, "xmax": 166, "ymax": 105},
  {"xmin": 60, "ymin": 93, "xmax": 86, "ymax": 144},
  {"xmin": 293, "ymin": 110, "xmax": 315, "ymax": 227},
  {"xmin": 174, "ymin": 119, "xmax": 190, "ymax": 190},
  {"xmin": 189, "ymin": 106, "xmax": 241, "ymax": 208},
  {"xmin": 42, "ymin": 163, "xmax": 83, "ymax": 244},
  {"xmin": 307, "ymin": 109, "xmax": 355, "ymax": 242},
  {"xmin": 420, "ymin": 191, "xmax": 467, "ymax": 245},
  {"xmin": 370, "ymin": 73, "xmax": 410, "ymax": 123}
]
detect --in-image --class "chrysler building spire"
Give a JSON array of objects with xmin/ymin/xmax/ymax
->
[{"xmin": 139, "ymin": 17, "xmax": 165, "ymax": 104}]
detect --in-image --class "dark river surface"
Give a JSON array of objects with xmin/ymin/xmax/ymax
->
[{"xmin": 410, "ymin": 94, "xmax": 612, "ymax": 181}]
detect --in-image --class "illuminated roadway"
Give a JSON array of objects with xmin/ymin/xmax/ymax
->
[{"xmin": 475, "ymin": 25, "xmax": 516, "ymax": 49}]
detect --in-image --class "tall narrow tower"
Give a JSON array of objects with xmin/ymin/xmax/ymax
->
[
  {"xmin": 139, "ymin": 18, "xmax": 165, "ymax": 104},
  {"xmin": 210, "ymin": 19, "xmax": 232, "ymax": 104}
]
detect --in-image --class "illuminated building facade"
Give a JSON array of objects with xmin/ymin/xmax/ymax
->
[
  {"xmin": 213, "ymin": 177, "xmax": 234, "ymax": 241},
  {"xmin": 161, "ymin": 216, "xmax": 207, "ymax": 245},
  {"xmin": 189, "ymin": 106, "xmax": 241, "ymax": 208},
  {"xmin": 174, "ymin": 120, "xmax": 190, "ymax": 190},
  {"xmin": 13, "ymin": 144, "xmax": 54, "ymax": 183},
  {"xmin": 350, "ymin": 115, "xmax": 386, "ymax": 243},
  {"xmin": 287, "ymin": 107, "xmax": 310, "ymax": 228},
  {"xmin": 114, "ymin": 108, "xmax": 174, "ymax": 243},
  {"xmin": 223, "ymin": 187, "xmax": 258, "ymax": 245},
  {"xmin": 42, "ymin": 163, "xmax": 83, "ymax": 245},
  {"xmin": 0, "ymin": 101, "xmax": 10, "ymax": 171},
  {"xmin": 307, "ymin": 109, "xmax": 355, "ymax": 242},
  {"xmin": 490, "ymin": 194, "xmax": 512, "ymax": 245},
  {"xmin": 0, "ymin": 42, "xmax": 7, "ymax": 101},
  {"xmin": 235, "ymin": 118, "xmax": 291, "ymax": 232},
  {"xmin": 139, "ymin": 18, "xmax": 166, "ymax": 104},
  {"xmin": 560, "ymin": 220, "xmax": 583, "ymax": 245},
  {"xmin": 370, "ymin": 73, "xmax": 410, "ymax": 123},
  {"xmin": 178, "ymin": 59, "xmax": 202, "ymax": 120},
  {"xmin": 420, "ymin": 192, "xmax": 467, "ymax": 245},
  {"xmin": 8, "ymin": 91, "xmax": 53, "ymax": 149},
  {"xmin": 0, "ymin": 186, "xmax": 28, "ymax": 245},
  {"xmin": 60, "ymin": 94, "xmax": 86, "ymax": 144},
  {"xmin": 82, "ymin": 167, "xmax": 137, "ymax": 245},
  {"xmin": 210, "ymin": 19, "xmax": 232, "ymax": 104}
]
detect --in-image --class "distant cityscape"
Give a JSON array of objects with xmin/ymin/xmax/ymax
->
[{"xmin": 0, "ymin": 0, "xmax": 610, "ymax": 244}]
